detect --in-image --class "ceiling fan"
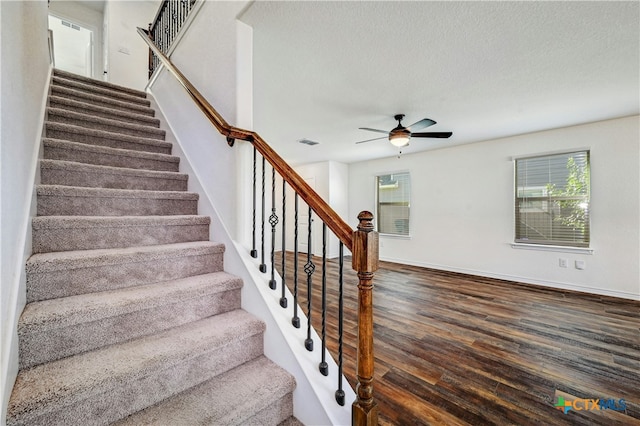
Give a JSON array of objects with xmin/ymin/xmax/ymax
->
[{"xmin": 356, "ymin": 114, "xmax": 452, "ymax": 147}]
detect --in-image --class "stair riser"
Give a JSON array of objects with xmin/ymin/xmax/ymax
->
[
  {"xmin": 9, "ymin": 333, "xmax": 264, "ymax": 426},
  {"xmin": 52, "ymin": 77, "xmax": 151, "ymax": 106},
  {"xmin": 49, "ymin": 97, "xmax": 160, "ymax": 127},
  {"xmin": 46, "ymin": 124, "xmax": 171, "ymax": 155},
  {"xmin": 245, "ymin": 393, "xmax": 294, "ymax": 425},
  {"xmin": 32, "ymin": 222, "xmax": 209, "ymax": 253},
  {"xmin": 37, "ymin": 195, "xmax": 198, "ymax": 216},
  {"xmin": 51, "ymin": 86, "xmax": 155, "ymax": 116},
  {"xmin": 41, "ymin": 168, "xmax": 188, "ymax": 191},
  {"xmin": 19, "ymin": 288, "xmax": 241, "ymax": 369},
  {"xmin": 47, "ymin": 112, "xmax": 165, "ymax": 141},
  {"xmin": 27, "ymin": 249, "xmax": 224, "ymax": 302},
  {"xmin": 43, "ymin": 143, "xmax": 179, "ymax": 172}
]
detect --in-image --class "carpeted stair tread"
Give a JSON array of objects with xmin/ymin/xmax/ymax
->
[
  {"xmin": 45, "ymin": 122, "xmax": 172, "ymax": 154},
  {"xmin": 43, "ymin": 138, "xmax": 180, "ymax": 172},
  {"xmin": 49, "ymin": 96, "xmax": 160, "ymax": 127},
  {"xmin": 52, "ymin": 75, "xmax": 151, "ymax": 106},
  {"xmin": 19, "ymin": 271, "xmax": 243, "ymax": 369},
  {"xmin": 32, "ymin": 214, "xmax": 210, "ymax": 253},
  {"xmin": 51, "ymin": 85, "xmax": 155, "ymax": 116},
  {"xmin": 40, "ymin": 159, "xmax": 188, "ymax": 191},
  {"xmin": 114, "ymin": 356, "xmax": 296, "ymax": 426},
  {"xmin": 36, "ymin": 185, "xmax": 197, "ymax": 199},
  {"xmin": 49, "ymin": 95, "xmax": 160, "ymax": 127},
  {"xmin": 53, "ymin": 68, "xmax": 148, "ymax": 98},
  {"xmin": 26, "ymin": 241, "xmax": 225, "ymax": 302},
  {"xmin": 47, "ymin": 107, "xmax": 166, "ymax": 140},
  {"xmin": 36, "ymin": 185, "xmax": 199, "ymax": 216},
  {"xmin": 26, "ymin": 241, "xmax": 224, "ymax": 273},
  {"xmin": 7, "ymin": 310, "xmax": 266, "ymax": 426}
]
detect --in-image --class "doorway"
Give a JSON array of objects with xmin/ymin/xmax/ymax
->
[{"xmin": 48, "ymin": 15, "xmax": 93, "ymax": 77}]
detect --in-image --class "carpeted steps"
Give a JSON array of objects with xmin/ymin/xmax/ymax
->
[
  {"xmin": 36, "ymin": 186, "xmax": 199, "ymax": 216},
  {"xmin": 7, "ymin": 69, "xmax": 297, "ymax": 426},
  {"xmin": 47, "ymin": 107, "xmax": 166, "ymax": 139},
  {"xmin": 43, "ymin": 139, "xmax": 180, "ymax": 171},
  {"xmin": 45, "ymin": 122, "xmax": 173, "ymax": 154},
  {"xmin": 48, "ymin": 96, "xmax": 161, "ymax": 127},
  {"xmin": 26, "ymin": 241, "xmax": 226, "ymax": 302},
  {"xmin": 113, "ymin": 355, "xmax": 296, "ymax": 426},
  {"xmin": 40, "ymin": 159, "xmax": 188, "ymax": 190}
]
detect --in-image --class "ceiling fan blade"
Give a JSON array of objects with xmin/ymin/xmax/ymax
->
[
  {"xmin": 411, "ymin": 132, "xmax": 453, "ymax": 138},
  {"xmin": 407, "ymin": 118, "xmax": 436, "ymax": 131},
  {"xmin": 358, "ymin": 127, "xmax": 389, "ymax": 134},
  {"xmin": 355, "ymin": 136, "xmax": 388, "ymax": 144}
]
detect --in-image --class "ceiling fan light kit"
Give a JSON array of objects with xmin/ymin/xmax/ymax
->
[
  {"xmin": 389, "ymin": 133, "xmax": 410, "ymax": 147},
  {"xmin": 357, "ymin": 113, "xmax": 452, "ymax": 148}
]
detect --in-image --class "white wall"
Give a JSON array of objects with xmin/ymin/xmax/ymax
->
[
  {"xmin": 291, "ymin": 161, "xmax": 349, "ymax": 258},
  {"xmin": 149, "ymin": 0, "xmax": 248, "ymax": 236},
  {"xmin": 349, "ymin": 116, "xmax": 640, "ymax": 300},
  {"xmin": 48, "ymin": 0, "xmax": 104, "ymax": 79},
  {"xmin": 0, "ymin": 0, "xmax": 51, "ymax": 422},
  {"xmin": 147, "ymin": 2, "xmax": 355, "ymax": 423},
  {"xmin": 104, "ymin": 0, "xmax": 157, "ymax": 90}
]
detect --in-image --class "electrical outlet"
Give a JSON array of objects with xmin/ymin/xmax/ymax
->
[
  {"xmin": 575, "ymin": 260, "xmax": 586, "ymax": 270},
  {"xmin": 559, "ymin": 258, "xmax": 568, "ymax": 268}
]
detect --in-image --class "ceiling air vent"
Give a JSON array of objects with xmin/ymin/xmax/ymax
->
[{"xmin": 298, "ymin": 138, "xmax": 320, "ymax": 146}]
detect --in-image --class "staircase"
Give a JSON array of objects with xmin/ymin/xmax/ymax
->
[{"xmin": 7, "ymin": 69, "xmax": 298, "ymax": 426}]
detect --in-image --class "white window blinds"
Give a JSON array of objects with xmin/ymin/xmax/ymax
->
[
  {"xmin": 377, "ymin": 172, "xmax": 411, "ymax": 236},
  {"xmin": 515, "ymin": 151, "xmax": 590, "ymax": 247}
]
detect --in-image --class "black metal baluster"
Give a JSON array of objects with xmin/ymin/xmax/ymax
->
[
  {"xmin": 280, "ymin": 179, "xmax": 288, "ymax": 308},
  {"xmin": 250, "ymin": 147, "xmax": 257, "ymax": 258},
  {"xmin": 169, "ymin": 0, "xmax": 174, "ymax": 42},
  {"xmin": 176, "ymin": 0, "xmax": 182, "ymax": 33},
  {"xmin": 335, "ymin": 241, "xmax": 345, "ymax": 406},
  {"xmin": 304, "ymin": 207, "xmax": 314, "ymax": 352},
  {"xmin": 172, "ymin": 0, "xmax": 177, "ymax": 41},
  {"xmin": 269, "ymin": 167, "xmax": 278, "ymax": 289},
  {"xmin": 319, "ymin": 223, "xmax": 328, "ymax": 375},
  {"xmin": 292, "ymin": 194, "xmax": 300, "ymax": 328},
  {"xmin": 259, "ymin": 156, "xmax": 267, "ymax": 272}
]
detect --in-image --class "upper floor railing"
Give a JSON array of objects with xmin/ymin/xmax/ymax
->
[
  {"xmin": 138, "ymin": 26, "xmax": 379, "ymax": 425},
  {"xmin": 147, "ymin": 0, "xmax": 198, "ymax": 77}
]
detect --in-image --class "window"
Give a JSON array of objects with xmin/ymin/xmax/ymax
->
[
  {"xmin": 515, "ymin": 151, "xmax": 590, "ymax": 247},
  {"xmin": 376, "ymin": 172, "xmax": 411, "ymax": 236}
]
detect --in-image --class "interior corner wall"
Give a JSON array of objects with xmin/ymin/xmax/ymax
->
[
  {"xmin": 0, "ymin": 0, "xmax": 51, "ymax": 421},
  {"xmin": 150, "ymin": 0, "xmax": 250, "ymax": 236},
  {"xmin": 47, "ymin": 0, "xmax": 104, "ymax": 79},
  {"xmin": 348, "ymin": 116, "xmax": 640, "ymax": 300},
  {"xmin": 291, "ymin": 161, "xmax": 349, "ymax": 258},
  {"xmin": 104, "ymin": 0, "xmax": 157, "ymax": 90}
]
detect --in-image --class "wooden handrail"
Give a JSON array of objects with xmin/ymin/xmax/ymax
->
[
  {"xmin": 138, "ymin": 26, "xmax": 378, "ymax": 425},
  {"xmin": 137, "ymin": 27, "xmax": 354, "ymax": 251}
]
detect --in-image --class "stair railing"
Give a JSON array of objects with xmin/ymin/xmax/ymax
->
[
  {"xmin": 147, "ymin": 0, "xmax": 198, "ymax": 77},
  {"xmin": 137, "ymin": 27, "xmax": 379, "ymax": 425}
]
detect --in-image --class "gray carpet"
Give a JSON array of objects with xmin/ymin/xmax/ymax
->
[{"xmin": 7, "ymin": 68, "xmax": 298, "ymax": 426}]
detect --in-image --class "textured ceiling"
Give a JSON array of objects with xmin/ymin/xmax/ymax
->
[{"xmin": 240, "ymin": 1, "xmax": 639, "ymax": 165}]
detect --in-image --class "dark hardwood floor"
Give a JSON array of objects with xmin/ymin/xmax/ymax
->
[{"xmin": 274, "ymin": 252, "xmax": 639, "ymax": 425}]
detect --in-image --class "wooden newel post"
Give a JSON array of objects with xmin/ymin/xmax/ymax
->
[{"xmin": 352, "ymin": 211, "xmax": 379, "ymax": 426}]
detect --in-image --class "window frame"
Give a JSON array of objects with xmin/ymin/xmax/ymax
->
[
  {"xmin": 513, "ymin": 150, "xmax": 591, "ymax": 249},
  {"xmin": 375, "ymin": 171, "xmax": 412, "ymax": 237}
]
